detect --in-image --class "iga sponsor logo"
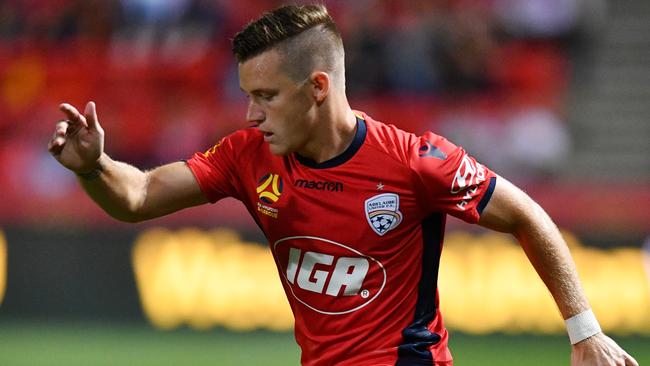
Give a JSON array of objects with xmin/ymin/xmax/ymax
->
[
  {"xmin": 451, "ymin": 154, "xmax": 486, "ymax": 194},
  {"xmin": 274, "ymin": 236, "xmax": 386, "ymax": 315},
  {"xmin": 365, "ymin": 193, "xmax": 403, "ymax": 236}
]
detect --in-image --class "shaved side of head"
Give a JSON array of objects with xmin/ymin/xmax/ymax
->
[{"xmin": 232, "ymin": 4, "xmax": 346, "ymax": 91}]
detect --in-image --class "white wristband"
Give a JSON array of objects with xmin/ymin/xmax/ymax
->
[{"xmin": 565, "ymin": 309, "xmax": 601, "ymax": 345}]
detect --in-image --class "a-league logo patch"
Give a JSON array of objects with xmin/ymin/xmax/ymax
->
[
  {"xmin": 256, "ymin": 173, "xmax": 283, "ymax": 219},
  {"xmin": 257, "ymin": 173, "xmax": 283, "ymax": 203},
  {"xmin": 365, "ymin": 193, "xmax": 403, "ymax": 236}
]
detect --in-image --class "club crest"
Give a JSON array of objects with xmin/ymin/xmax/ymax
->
[{"xmin": 365, "ymin": 193, "xmax": 403, "ymax": 236}]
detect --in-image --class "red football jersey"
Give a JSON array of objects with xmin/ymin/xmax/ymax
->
[{"xmin": 187, "ymin": 111, "xmax": 496, "ymax": 366}]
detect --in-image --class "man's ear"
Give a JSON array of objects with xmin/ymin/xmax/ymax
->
[{"xmin": 310, "ymin": 71, "xmax": 330, "ymax": 104}]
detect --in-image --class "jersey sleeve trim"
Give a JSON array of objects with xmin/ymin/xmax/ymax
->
[{"xmin": 477, "ymin": 176, "xmax": 497, "ymax": 215}]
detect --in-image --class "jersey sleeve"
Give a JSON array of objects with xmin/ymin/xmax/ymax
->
[
  {"xmin": 409, "ymin": 131, "xmax": 497, "ymax": 223},
  {"xmin": 186, "ymin": 133, "xmax": 243, "ymax": 203}
]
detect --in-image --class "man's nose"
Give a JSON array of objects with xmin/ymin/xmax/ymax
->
[{"xmin": 246, "ymin": 101, "xmax": 265, "ymax": 124}]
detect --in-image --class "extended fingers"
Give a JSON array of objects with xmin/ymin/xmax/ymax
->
[
  {"xmin": 54, "ymin": 120, "xmax": 69, "ymax": 136},
  {"xmin": 59, "ymin": 103, "xmax": 88, "ymax": 127},
  {"xmin": 48, "ymin": 120, "xmax": 71, "ymax": 155},
  {"xmin": 84, "ymin": 101, "xmax": 99, "ymax": 130},
  {"xmin": 624, "ymin": 352, "xmax": 639, "ymax": 366}
]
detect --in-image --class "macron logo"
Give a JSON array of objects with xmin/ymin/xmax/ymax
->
[{"xmin": 294, "ymin": 179, "xmax": 343, "ymax": 192}]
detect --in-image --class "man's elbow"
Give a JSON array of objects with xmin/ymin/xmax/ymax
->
[
  {"xmin": 511, "ymin": 200, "xmax": 558, "ymax": 241},
  {"xmin": 105, "ymin": 206, "xmax": 149, "ymax": 223},
  {"xmin": 116, "ymin": 214, "xmax": 146, "ymax": 223}
]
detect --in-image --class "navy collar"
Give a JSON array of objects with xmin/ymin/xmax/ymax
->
[{"xmin": 295, "ymin": 116, "xmax": 366, "ymax": 169}]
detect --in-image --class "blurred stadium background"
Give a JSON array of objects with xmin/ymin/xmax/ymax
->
[{"xmin": 0, "ymin": 0, "xmax": 648, "ymax": 365}]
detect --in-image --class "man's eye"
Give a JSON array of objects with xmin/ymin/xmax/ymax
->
[{"xmin": 261, "ymin": 94, "xmax": 274, "ymax": 101}]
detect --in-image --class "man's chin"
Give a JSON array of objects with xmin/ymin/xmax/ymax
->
[{"xmin": 268, "ymin": 143, "xmax": 291, "ymax": 156}]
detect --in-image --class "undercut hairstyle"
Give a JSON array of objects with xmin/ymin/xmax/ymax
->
[{"xmin": 232, "ymin": 4, "xmax": 346, "ymax": 89}]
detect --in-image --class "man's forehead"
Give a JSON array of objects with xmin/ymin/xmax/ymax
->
[
  {"xmin": 239, "ymin": 49, "xmax": 282, "ymax": 75},
  {"xmin": 238, "ymin": 50, "xmax": 292, "ymax": 91}
]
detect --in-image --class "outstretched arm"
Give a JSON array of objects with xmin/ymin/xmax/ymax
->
[
  {"xmin": 478, "ymin": 176, "xmax": 638, "ymax": 366},
  {"xmin": 48, "ymin": 102, "xmax": 208, "ymax": 222}
]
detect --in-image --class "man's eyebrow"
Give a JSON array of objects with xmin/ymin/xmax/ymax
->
[{"xmin": 241, "ymin": 87, "xmax": 277, "ymax": 95}]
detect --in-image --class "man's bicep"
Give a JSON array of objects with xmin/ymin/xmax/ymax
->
[
  {"xmin": 140, "ymin": 161, "xmax": 209, "ymax": 219},
  {"xmin": 477, "ymin": 176, "xmax": 539, "ymax": 234}
]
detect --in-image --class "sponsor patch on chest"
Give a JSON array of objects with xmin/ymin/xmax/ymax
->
[{"xmin": 274, "ymin": 236, "xmax": 386, "ymax": 315}]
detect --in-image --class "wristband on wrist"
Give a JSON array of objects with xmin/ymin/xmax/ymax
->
[{"xmin": 565, "ymin": 309, "xmax": 601, "ymax": 345}]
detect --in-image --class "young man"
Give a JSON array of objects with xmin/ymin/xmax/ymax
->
[{"xmin": 48, "ymin": 4, "xmax": 637, "ymax": 366}]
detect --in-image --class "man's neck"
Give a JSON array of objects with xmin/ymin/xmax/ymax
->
[{"xmin": 297, "ymin": 107, "xmax": 358, "ymax": 164}]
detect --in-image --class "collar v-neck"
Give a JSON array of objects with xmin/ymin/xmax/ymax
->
[{"xmin": 294, "ymin": 116, "xmax": 367, "ymax": 169}]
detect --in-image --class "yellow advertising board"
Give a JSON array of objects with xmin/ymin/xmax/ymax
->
[
  {"xmin": 132, "ymin": 228, "xmax": 650, "ymax": 334},
  {"xmin": 132, "ymin": 228, "xmax": 292, "ymax": 331},
  {"xmin": 0, "ymin": 231, "xmax": 6, "ymax": 306}
]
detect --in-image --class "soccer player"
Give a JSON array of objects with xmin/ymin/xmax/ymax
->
[{"xmin": 48, "ymin": 4, "xmax": 637, "ymax": 366}]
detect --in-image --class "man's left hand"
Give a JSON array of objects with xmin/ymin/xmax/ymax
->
[{"xmin": 571, "ymin": 332, "xmax": 638, "ymax": 366}]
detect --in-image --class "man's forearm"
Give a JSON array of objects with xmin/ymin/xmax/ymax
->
[
  {"xmin": 78, "ymin": 153, "xmax": 149, "ymax": 222},
  {"xmin": 477, "ymin": 177, "xmax": 616, "ymax": 353},
  {"xmin": 512, "ymin": 201, "xmax": 590, "ymax": 320}
]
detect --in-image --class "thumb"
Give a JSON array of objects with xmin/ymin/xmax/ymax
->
[{"xmin": 84, "ymin": 101, "xmax": 101, "ymax": 130}]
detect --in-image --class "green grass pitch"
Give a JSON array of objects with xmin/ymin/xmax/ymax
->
[{"xmin": 0, "ymin": 321, "xmax": 647, "ymax": 365}]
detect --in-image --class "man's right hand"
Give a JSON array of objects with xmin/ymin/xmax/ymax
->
[{"xmin": 48, "ymin": 101, "xmax": 105, "ymax": 174}]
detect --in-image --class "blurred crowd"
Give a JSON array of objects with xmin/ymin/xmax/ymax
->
[{"xmin": 0, "ymin": 0, "xmax": 606, "ymax": 219}]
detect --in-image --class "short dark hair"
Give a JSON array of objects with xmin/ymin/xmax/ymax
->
[{"xmin": 232, "ymin": 4, "xmax": 341, "ymax": 63}]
